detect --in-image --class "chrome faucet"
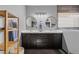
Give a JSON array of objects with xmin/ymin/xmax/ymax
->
[{"xmin": 39, "ymin": 21, "xmax": 42, "ymax": 32}]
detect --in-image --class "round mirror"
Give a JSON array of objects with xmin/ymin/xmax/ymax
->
[
  {"xmin": 26, "ymin": 16, "xmax": 37, "ymax": 30},
  {"xmin": 45, "ymin": 16, "xmax": 57, "ymax": 29}
]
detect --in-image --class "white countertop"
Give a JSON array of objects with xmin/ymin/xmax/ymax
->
[
  {"xmin": 21, "ymin": 30, "xmax": 63, "ymax": 33},
  {"xmin": 21, "ymin": 29, "xmax": 79, "ymax": 33}
]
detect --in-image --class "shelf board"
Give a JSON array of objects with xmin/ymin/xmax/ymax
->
[
  {"xmin": 8, "ymin": 28, "xmax": 18, "ymax": 31},
  {"xmin": 0, "ymin": 10, "xmax": 18, "ymax": 18},
  {"xmin": 0, "ymin": 10, "xmax": 6, "ymax": 17},
  {"xmin": 8, "ymin": 13, "xmax": 18, "ymax": 18}
]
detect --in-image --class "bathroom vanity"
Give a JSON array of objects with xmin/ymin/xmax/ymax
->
[{"xmin": 21, "ymin": 30, "xmax": 63, "ymax": 49}]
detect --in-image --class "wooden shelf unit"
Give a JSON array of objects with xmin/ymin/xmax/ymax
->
[{"xmin": 0, "ymin": 10, "xmax": 19, "ymax": 54}]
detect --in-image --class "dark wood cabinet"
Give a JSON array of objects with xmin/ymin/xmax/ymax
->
[{"xmin": 21, "ymin": 33, "xmax": 62, "ymax": 49}]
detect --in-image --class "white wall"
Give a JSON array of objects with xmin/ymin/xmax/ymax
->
[
  {"xmin": 26, "ymin": 6, "xmax": 57, "ymax": 30},
  {"xmin": 26, "ymin": 6, "xmax": 57, "ymax": 17},
  {"xmin": 0, "ymin": 5, "xmax": 27, "ymax": 34}
]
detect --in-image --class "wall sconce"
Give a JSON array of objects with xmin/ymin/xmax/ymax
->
[
  {"xmin": 35, "ymin": 12, "xmax": 47, "ymax": 15},
  {"xmin": 34, "ymin": 12, "xmax": 47, "ymax": 17}
]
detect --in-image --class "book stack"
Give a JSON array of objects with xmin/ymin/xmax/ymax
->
[
  {"xmin": 8, "ymin": 18, "xmax": 18, "ymax": 30},
  {"xmin": 8, "ymin": 31, "xmax": 18, "ymax": 41}
]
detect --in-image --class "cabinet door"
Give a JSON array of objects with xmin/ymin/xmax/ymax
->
[
  {"xmin": 21, "ymin": 33, "xmax": 62, "ymax": 49},
  {"xmin": 47, "ymin": 34, "xmax": 62, "ymax": 49}
]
